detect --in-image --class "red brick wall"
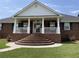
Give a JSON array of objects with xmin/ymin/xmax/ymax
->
[
  {"xmin": 8, "ymin": 33, "xmax": 30, "ymax": 41},
  {"xmin": 8, "ymin": 33, "xmax": 61, "ymax": 43},
  {"xmin": 61, "ymin": 22, "xmax": 79, "ymax": 41},
  {"xmin": 43, "ymin": 34, "xmax": 61, "ymax": 43},
  {"xmin": 0, "ymin": 22, "xmax": 61, "ymax": 43},
  {"xmin": 0, "ymin": 23, "xmax": 13, "ymax": 38},
  {"xmin": 2, "ymin": 22, "xmax": 79, "ymax": 42}
]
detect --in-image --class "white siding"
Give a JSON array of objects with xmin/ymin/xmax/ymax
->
[{"xmin": 18, "ymin": 3, "xmax": 56, "ymax": 16}]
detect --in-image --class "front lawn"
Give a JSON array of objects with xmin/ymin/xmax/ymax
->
[
  {"xmin": 0, "ymin": 41, "xmax": 79, "ymax": 58},
  {"xmin": 0, "ymin": 39, "xmax": 9, "ymax": 49}
]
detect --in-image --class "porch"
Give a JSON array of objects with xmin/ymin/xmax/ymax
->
[{"xmin": 13, "ymin": 17, "xmax": 60, "ymax": 34}]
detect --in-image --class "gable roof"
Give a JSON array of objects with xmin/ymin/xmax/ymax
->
[
  {"xmin": 14, "ymin": 0, "xmax": 61, "ymax": 17},
  {"xmin": 0, "ymin": 0, "xmax": 79, "ymax": 23}
]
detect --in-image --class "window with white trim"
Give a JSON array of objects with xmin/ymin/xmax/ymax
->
[
  {"xmin": 64, "ymin": 22, "xmax": 70, "ymax": 30},
  {"xmin": 50, "ymin": 22, "xmax": 55, "ymax": 27},
  {"xmin": 0, "ymin": 23, "xmax": 2, "ymax": 30}
]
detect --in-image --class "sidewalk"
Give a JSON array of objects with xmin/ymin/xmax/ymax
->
[{"xmin": 0, "ymin": 42, "xmax": 63, "ymax": 52}]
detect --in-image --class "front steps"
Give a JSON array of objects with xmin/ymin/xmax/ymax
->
[{"xmin": 15, "ymin": 33, "xmax": 54, "ymax": 46}]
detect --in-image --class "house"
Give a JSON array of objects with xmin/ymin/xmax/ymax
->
[{"xmin": 0, "ymin": 0, "xmax": 79, "ymax": 45}]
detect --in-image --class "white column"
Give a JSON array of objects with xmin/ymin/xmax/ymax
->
[
  {"xmin": 27, "ymin": 18, "xmax": 30, "ymax": 34},
  {"xmin": 56, "ymin": 17, "xmax": 60, "ymax": 34},
  {"xmin": 13, "ymin": 18, "xmax": 17, "ymax": 33},
  {"xmin": 42, "ymin": 18, "xmax": 44, "ymax": 34}
]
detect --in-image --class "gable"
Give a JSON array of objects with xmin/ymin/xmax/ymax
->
[{"xmin": 15, "ymin": 1, "xmax": 59, "ymax": 17}]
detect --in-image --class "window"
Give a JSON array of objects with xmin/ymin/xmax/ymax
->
[
  {"xmin": 23, "ymin": 23, "xmax": 28, "ymax": 27},
  {"xmin": 64, "ymin": 22, "xmax": 70, "ymax": 30},
  {"xmin": 0, "ymin": 23, "xmax": 2, "ymax": 30},
  {"xmin": 50, "ymin": 22, "xmax": 55, "ymax": 27}
]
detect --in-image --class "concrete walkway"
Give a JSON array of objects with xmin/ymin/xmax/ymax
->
[{"xmin": 0, "ymin": 42, "xmax": 63, "ymax": 52}]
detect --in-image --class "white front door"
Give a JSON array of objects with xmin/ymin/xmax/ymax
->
[{"xmin": 33, "ymin": 20, "xmax": 42, "ymax": 33}]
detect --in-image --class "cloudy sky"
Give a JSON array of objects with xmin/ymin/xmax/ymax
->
[{"xmin": 0, "ymin": 0, "xmax": 79, "ymax": 19}]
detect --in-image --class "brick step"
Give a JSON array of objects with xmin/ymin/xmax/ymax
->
[
  {"xmin": 18, "ymin": 39, "xmax": 50, "ymax": 41},
  {"xmin": 18, "ymin": 39, "xmax": 51, "ymax": 42},
  {"xmin": 16, "ymin": 33, "xmax": 54, "ymax": 46},
  {"xmin": 15, "ymin": 42, "xmax": 54, "ymax": 46},
  {"xmin": 16, "ymin": 41, "xmax": 51, "ymax": 43}
]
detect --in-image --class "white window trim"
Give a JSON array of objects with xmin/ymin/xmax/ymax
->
[{"xmin": 64, "ymin": 22, "xmax": 70, "ymax": 30}]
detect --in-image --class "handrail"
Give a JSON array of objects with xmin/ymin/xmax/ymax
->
[
  {"xmin": 16, "ymin": 27, "xmax": 27, "ymax": 33},
  {"xmin": 44, "ymin": 27, "xmax": 56, "ymax": 33}
]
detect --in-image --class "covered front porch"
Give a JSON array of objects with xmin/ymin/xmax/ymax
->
[{"xmin": 13, "ymin": 16, "xmax": 60, "ymax": 34}]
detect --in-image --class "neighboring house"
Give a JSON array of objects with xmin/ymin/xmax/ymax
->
[{"xmin": 0, "ymin": 0, "xmax": 79, "ymax": 45}]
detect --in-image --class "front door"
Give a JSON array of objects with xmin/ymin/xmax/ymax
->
[{"xmin": 33, "ymin": 20, "xmax": 42, "ymax": 33}]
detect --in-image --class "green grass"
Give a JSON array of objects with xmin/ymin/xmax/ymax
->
[
  {"xmin": 0, "ymin": 41, "xmax": 79, "ymax": 58},
  {"xmin": 0, "ymin": 39, "xmax": 79, "ymax": 58},
  {"xmin": 0, "ymin": 39, "xmax": 9, "ymax": 49}
]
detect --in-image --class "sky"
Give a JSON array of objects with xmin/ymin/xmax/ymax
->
[{"xmin": 0, "ymin": 0, "xmax": 79, "ymax": 19}]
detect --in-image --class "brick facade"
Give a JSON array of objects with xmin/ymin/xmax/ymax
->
[{"xmin": 0, "ymin": 22, "xmax": 79, "ymax": 43}]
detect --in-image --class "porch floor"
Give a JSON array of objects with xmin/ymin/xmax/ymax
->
[{"xmin": 15, "ymin": 33, "xmax": 54, "ymax": 46}]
